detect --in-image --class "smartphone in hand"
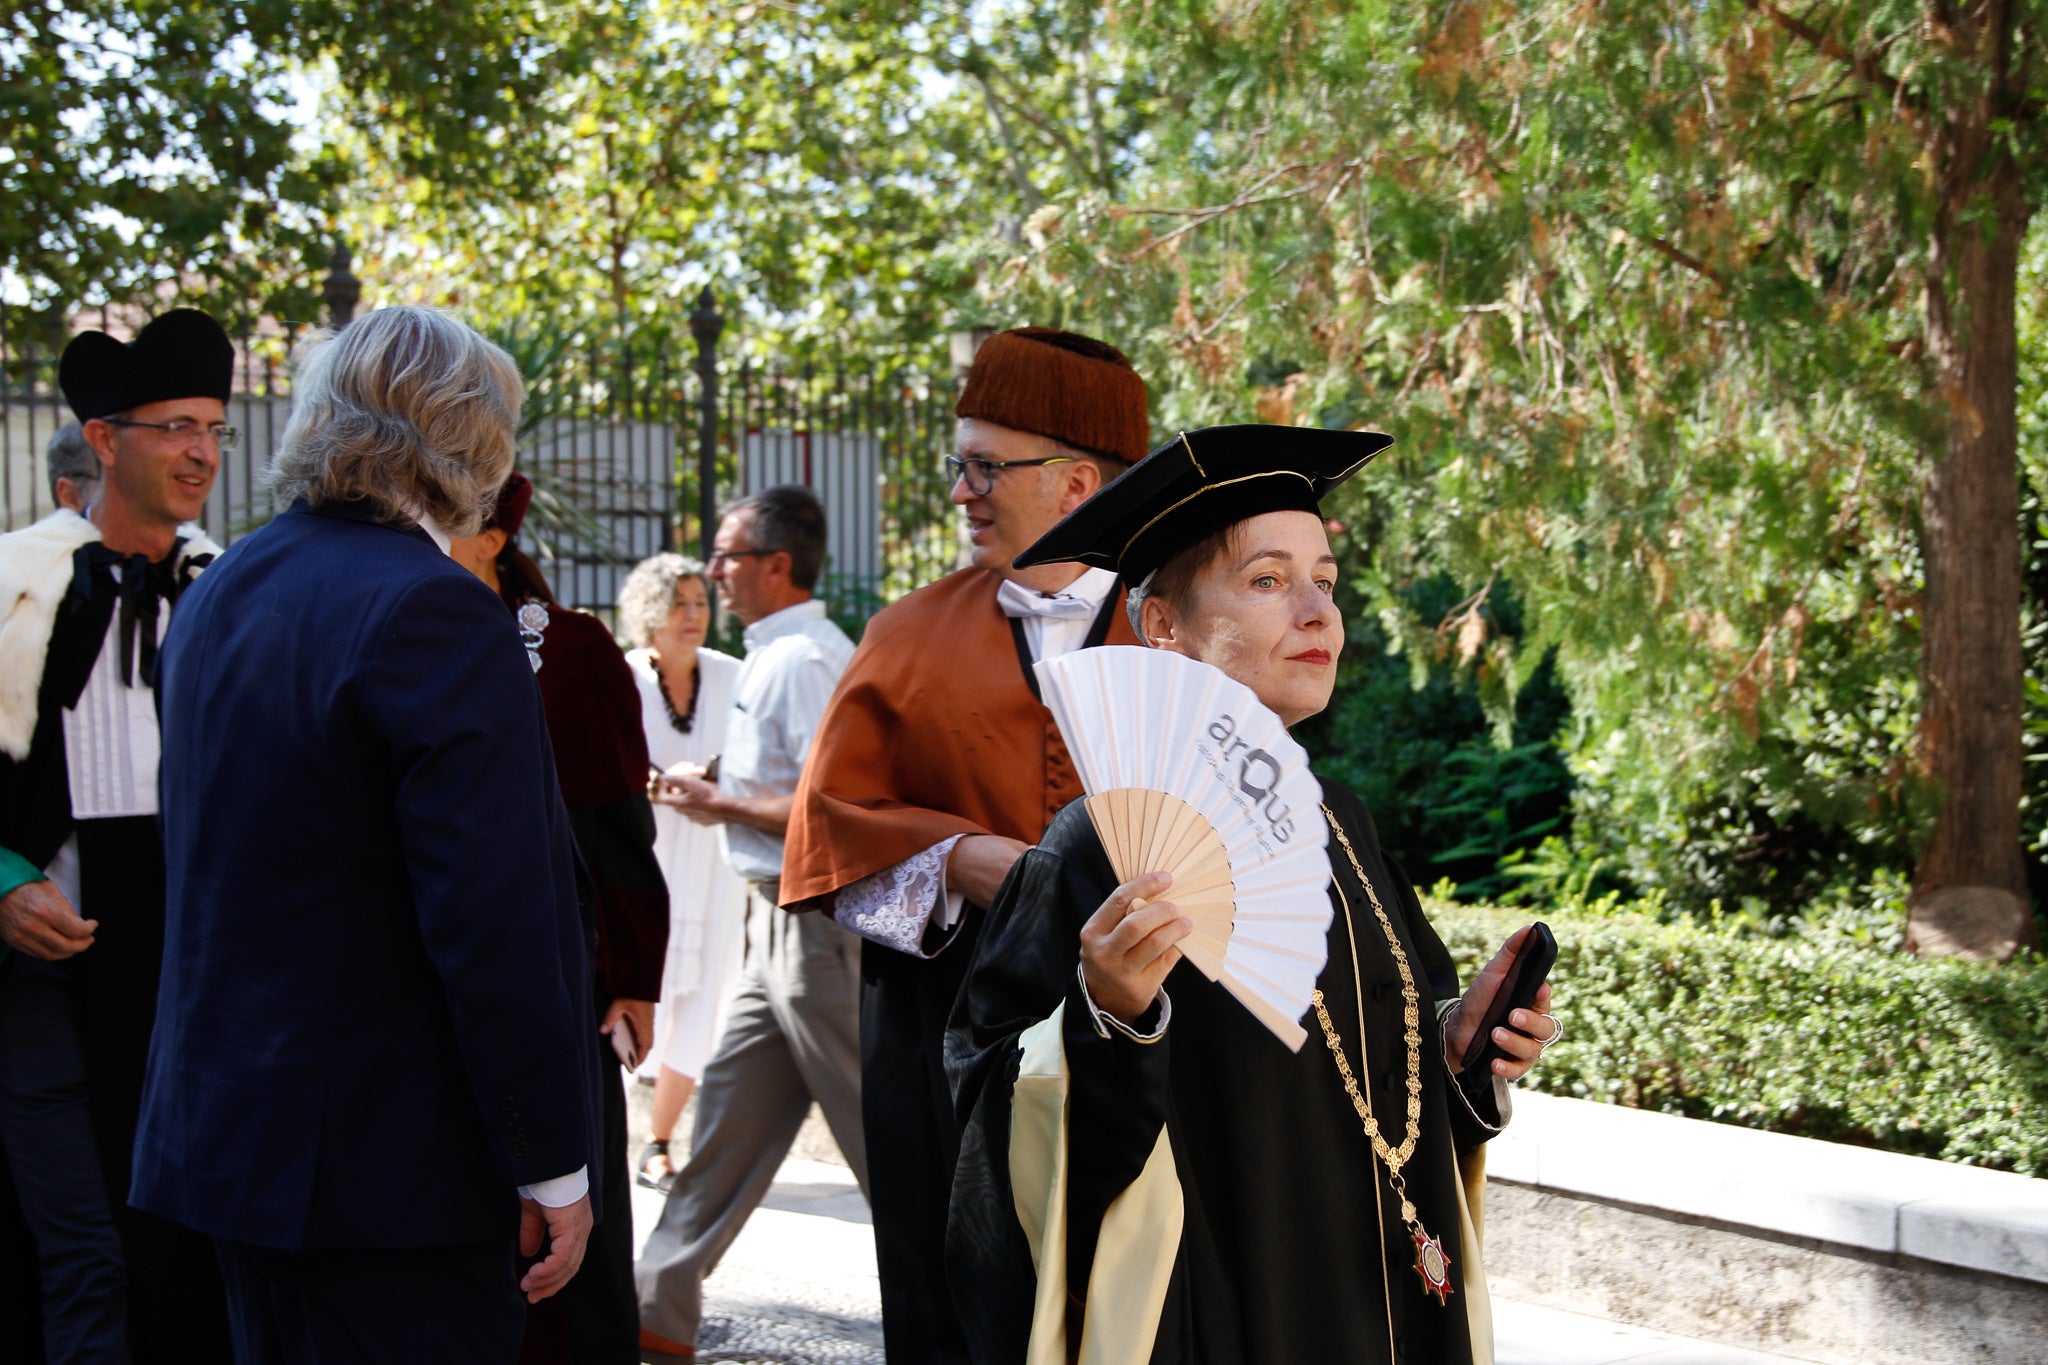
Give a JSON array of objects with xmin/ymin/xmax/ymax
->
[
  {"xmin": 608, "ymin": 1013, "xmax": 643, "ymax": 1070},
  {"xmin": 653, "ymin": 758, "xmax": 718, "ymax": 798},
  {"xmin": 1459, "ymin": 922, "xmax": 1557, "ymax": 1075}
]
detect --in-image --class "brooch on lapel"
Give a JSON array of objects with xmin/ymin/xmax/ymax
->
[{"xmin": 518, "ymin": 603, "xmax": 550, "ymax": 672}]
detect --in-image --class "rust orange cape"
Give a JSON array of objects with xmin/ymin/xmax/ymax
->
[{"xmin": 781, "ymin": 566, "xmax": 1138, "ymax": 908}]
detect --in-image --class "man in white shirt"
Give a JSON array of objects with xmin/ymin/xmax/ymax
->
[{"xmin": 635, "ymin": 484, "xmax": 862, "ymax": 1363}]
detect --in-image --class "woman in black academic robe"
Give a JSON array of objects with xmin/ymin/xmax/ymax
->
[{"xmin": 944, "ymin": 425, "xmax": 1558, "ymax": 1365}]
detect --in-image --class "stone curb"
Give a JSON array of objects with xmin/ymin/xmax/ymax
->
[{"xmin": 1486, "ymin": 1091, "xmax": 2048, "ymax": 1284}]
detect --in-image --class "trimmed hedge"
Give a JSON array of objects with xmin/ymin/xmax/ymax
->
[{"xmin": 1430, "ymin": 904, "xmax": 2048, "ymax": 1176}]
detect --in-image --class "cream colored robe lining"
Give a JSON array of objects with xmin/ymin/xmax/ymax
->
[{"xmin": 1009, "ymin": 1001, "xmax": 1495, "ymax": 1365}]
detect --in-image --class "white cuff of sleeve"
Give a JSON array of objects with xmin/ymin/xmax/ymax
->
[
  {"xmin": 1437, "ymin": 999, "xmax": 1510, "ymax": 1132},
  {"xmin": 518, "ymin": 1166, "xmax": 589, "ymax": 1208},
  {"xmin": 1076, "ymin": 962, "xmax": 1171, "ymax": 1044}
]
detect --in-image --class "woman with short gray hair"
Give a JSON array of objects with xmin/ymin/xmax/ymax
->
[
  {"xmin": 265, "ymin": 306, "xmax": 523, "ymax": 537},
  {"xmin": 616, "ymin": 553, "xmax": 745, "ymax": 1191}
]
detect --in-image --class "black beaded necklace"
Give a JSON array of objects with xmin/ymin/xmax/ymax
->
[{"xmin": 652, "ymin": 654, "xmax": 702, "ymax": 735}]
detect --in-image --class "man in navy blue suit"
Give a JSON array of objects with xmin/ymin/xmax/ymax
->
[{"xmin": 135, "ymin": 307, "xmax": 600, "ymax": 1364}]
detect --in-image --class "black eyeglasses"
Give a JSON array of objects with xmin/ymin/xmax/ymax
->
[
  {"xmin": 707, "ymin": 548, "xmax": 778, "ymax": 567},
  {"xmin": 944, "ymin": 454, "xmax": 1074, "ymax": 496},
  {"xmin": 102, "ymin": 418, "xmax": 240, "ymax": 451}
]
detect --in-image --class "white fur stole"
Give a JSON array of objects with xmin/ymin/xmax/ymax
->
[{"xmin": 0, "ymin": 510, "xmax": 223, "ymax": 761}]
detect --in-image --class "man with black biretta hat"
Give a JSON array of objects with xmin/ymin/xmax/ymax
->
[
  {"xmin": 0, "ymin": 307, "xmax": 235, "ymax": 1359},
  {"xmin": 774, "ymin": 328, "xmax": 1148, "ymax": 1364}
]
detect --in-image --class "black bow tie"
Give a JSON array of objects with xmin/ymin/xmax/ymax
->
[{"xmin": 68, "ymin": 540, "xmax": 211, "ymax": 689}]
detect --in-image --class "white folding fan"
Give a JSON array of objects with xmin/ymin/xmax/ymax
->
[{"xmin": 1036, "ymin": 646, "xmax": 1333, "ymax": 1050}]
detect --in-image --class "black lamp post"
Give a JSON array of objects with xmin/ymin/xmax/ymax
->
[
  {"xmin": 689, "ymin": 287, "xmax": 724, "ymax": 560},
  {"xmin": 322, "ymin": 241, "xmax": 361, "ymax": 328}
]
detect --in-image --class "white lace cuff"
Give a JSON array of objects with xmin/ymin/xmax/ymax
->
[
  {"xmin": 1076, "ymin": 962, "xmax": 1171, "ymax": 1044},
  {"xmin": 835, "ymin": 836, "xmax": 967, "ymax": 958}
]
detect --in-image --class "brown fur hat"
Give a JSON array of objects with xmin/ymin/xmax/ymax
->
[{"xmin": 954, "ymin": 327, "xmax": 1149, "ymax": 464}]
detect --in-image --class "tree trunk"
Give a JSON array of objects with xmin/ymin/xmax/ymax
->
[{"xmin": 1910, "ymin": 95, "xmax": 2036, "ymax": 960}]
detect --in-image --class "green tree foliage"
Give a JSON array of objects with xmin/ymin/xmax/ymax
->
[
  {"xmin": 1, "ymin": 0, "xmax": 580, "ymax": 318},
  {"xmin": 334, "ymin": 0, "xmax": 1157, "ymax": 359},
  {"xmin": 993, "ymin": 1, "xmax": 2043, "ymax": 927},
  {"xmin": 1302, "ymin": 575, "xmax": 1576, "ymax": 901},
  {"xmin": 18, "ymin": 1, "xmax": 2045, "ymax": 935},
  {"xmin": 2018, "ymin": 231, "xmax": 2048, "ymax": 901}
]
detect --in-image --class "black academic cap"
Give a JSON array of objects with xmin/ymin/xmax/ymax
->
[
  {"xmin": 59, "ymin": 308, "xmax": 235, "ymax": 423},
  {"xmin": 1012, "ymin": 424, "xmax": 1393, "ymax": 584}
]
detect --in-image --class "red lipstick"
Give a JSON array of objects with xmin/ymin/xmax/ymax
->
[{"xmin": 1289, "ymin": 649, "xmax": 1332, "ymax": 665}]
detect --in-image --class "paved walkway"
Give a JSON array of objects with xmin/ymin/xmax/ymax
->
[
  {"xmin": 631, "ymin": 1158, "xmax": 880, "ymax": 1364},
  {"xmin": 1490, "ymin": 1302, "xmax": 1808, "ymax": 1365},
  {"xmin": 627, "ymin": 1124, "xmax": 1808, "ymax": 1365}
]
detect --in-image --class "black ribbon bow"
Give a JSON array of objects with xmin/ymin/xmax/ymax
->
[{"xmin": 66, "ymin": 540, "xmax": 211, "ymax": 690}]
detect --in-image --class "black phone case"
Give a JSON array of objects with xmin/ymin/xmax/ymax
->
[{"xmin": 1459, "ymin": 921, "xmax": 1557, "ymax": 1074}]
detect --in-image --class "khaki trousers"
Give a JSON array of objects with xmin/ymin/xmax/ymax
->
[{"xmin": 634, "ymin": 883, "xmax": 868, "ymax": 1347}]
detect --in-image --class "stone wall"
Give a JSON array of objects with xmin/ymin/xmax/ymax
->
[
  {"xmin": 1482, "ymin": 1093, "xmax": 2048, "ymax": 1365},
  {"xmin": 1487, "ymin": 1182, "xmax": 2047, "ymax": 1363}
]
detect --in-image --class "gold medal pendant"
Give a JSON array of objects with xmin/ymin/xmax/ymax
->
[{"xmin": 1411, "ymin": 1229, "xmax": 1454, "ymax": 1305}]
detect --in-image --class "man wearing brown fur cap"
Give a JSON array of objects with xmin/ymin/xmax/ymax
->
[{"xmin": 779, "ymin": 328, "xmax": 1146, "ymax": 1363}]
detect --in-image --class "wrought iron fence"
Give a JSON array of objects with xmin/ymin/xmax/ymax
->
[
  {"xmin": 1, "ymin": 278, "xmax": 967, "ymax": 623},
  {"xmin": 0, "ymin": 327, "xmax": 74, "ymax": 531},
  {"xmin": 697, "ymin": 356, "xmax": 962, "ymax": 627},
  {"xmin": 505, "ymin": 327, "xmax": 692, "ymax": 617}
]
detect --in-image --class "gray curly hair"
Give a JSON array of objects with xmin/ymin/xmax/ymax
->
[
  {"xmin": 264, "ymin": 306, "xmax": 524, "ymax": 537},
  {"xmin": 617, "ymin": 552, "xmax": 711, "ymax": 648}
]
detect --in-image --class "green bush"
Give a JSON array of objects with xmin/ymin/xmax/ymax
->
[{"xmin": 1431, "ymin": 904, "xmax": 2048, "ymax": 1176}]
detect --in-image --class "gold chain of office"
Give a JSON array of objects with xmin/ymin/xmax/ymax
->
[{"xmin": 1312, "ymin": 803, "xmax": 1454, "ymax": 1304}]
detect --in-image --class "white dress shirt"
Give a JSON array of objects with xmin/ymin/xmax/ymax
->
[
  {"xmin": 719, "ymin": 600, "xmax": 856, "ymax": 884},
  {"xmin": 47, "ymin": 561, "xmax": 169, "ymax": 911},
  {"xmin": 997, "ymin": 566, "xmax": 1122, "ymax": 660},
  {"xmin": 61, "ymin": 580, "xmax": 166, "ymax": 822}
]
